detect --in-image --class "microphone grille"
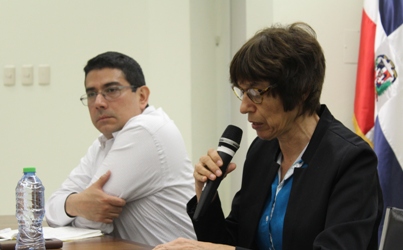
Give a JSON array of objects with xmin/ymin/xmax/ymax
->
[{"xmin": 221, "ymin": 125, "xmax": 243, "ymax": 144}]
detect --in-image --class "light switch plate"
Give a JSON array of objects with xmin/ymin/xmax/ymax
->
[
  {"xmin": 38, "ymin": 64, "xmax": 50, "ymax": 85},
  {"xmin": 22, "ymin": 65, "xmax": 33, "ymax": 85},
  {"xmin": 4, "ymin": 65, "xmax": 16, "ymax": 86}
]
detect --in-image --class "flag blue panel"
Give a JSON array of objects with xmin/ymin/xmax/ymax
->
[
  {"xmin": 374, "ymin": 118, "xmax": 403, "ymax": 238},
  {"xmin": 379, "ymin": 0, "xmax": 403, "ymax": 35}
]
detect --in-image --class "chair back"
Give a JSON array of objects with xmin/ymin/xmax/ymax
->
[{"xmin": 379, "ymin": 207, "xmax": 403, "ymax": 250}]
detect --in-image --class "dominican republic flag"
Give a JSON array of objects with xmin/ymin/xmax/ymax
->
[{"xmin": 354, "ymin": 0, "xmax": 403, "ymax": 237}]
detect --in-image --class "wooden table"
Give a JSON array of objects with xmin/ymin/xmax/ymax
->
[
  {"xmin": 61, "ymin": 236, "xmax": 153, "ymax": 250},
  {"xmin": 0, "ymin": 215, "xmax": 153, "ymax": 249}
]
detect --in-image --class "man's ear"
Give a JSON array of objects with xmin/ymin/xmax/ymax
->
[{"xmin": 137, "ymin": 86, "xmax": 150, "ymax": 110}]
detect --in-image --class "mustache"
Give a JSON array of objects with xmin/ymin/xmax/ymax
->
[{"xmin": 95, "ymin": 111, "xmax": 114, "ymax": 121}]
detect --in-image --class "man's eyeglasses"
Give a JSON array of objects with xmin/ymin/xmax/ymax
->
[
  {"xmin": 232, "ymin": 85, "xmax": 275, "ymax": 104},
  {"xmin": 80, "ymin": 85, "xmax": 136, "ymax": 106}
]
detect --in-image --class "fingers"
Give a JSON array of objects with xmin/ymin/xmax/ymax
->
[
  {"xmin": 94, "ymin": 170, "xmax": 111, "ymax": 188},
  {"xmin": 195, "ymin": 149, "xmax": 235, "ymax": 182},
  {"xmin": 89, "ymin": 201, "xmax": 124, "ymax": 223},
  {"xmin": 224, "ymin": 163, "xmax": 236, "ymax": 176},
  {"xmin": 96, "ymin": 194, "xmax": 126, "ymax": 222},
  {"xmin": 68, "ymin": 171, "xmax": 127, "ymax": 223},
  {"xmin": 98, "ymin": 206, "xmax": 123, "ymax": 223},
  {"xmin": 194, "ymin": 149, "xmax": 237, "ymax": 200},
  {"xmin": 93, "ymin": 171, "xmax": 126, "ymax": 207},
  {"xmin": 207, "ymin": 148, "xmax": 223, "ymax": 169},
  {"xmin": 109, "ymin": 196, "xmax": 126, "ymax": 207},
  {"xmin": 196, "ymin": 149, "xmax": 223, "ymax": 180}
]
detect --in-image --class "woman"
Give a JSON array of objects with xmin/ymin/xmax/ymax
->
[{"xmin": 155, "ymin": 22, "xmax": 383, "ymax": 250}]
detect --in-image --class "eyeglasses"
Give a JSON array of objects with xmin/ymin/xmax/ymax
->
[
  {"xmin": 80, "ymin": 85, "xmax": 135, "ymax": 106},
  {"xmin": 232, "ymin": 85, "xmax": 275, "ymax": 104}
]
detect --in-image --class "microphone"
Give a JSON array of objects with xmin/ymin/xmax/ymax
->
[{"xmin": 193, "ymin": 125, "xmax": 243, "ymax": 221}]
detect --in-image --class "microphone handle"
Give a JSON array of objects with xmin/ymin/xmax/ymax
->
[{"xmin": 193, "ymin": 151, "xmax": 233, "ymax": 221}]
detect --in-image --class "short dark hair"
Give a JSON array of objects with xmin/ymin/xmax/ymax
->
[
  {"xmin": 230, "ymin": 22, "xmax": 326, "ymax": 116},
  {"xmin": 84, "ymin": 51, "xmax": 146, "ymax": 89}
]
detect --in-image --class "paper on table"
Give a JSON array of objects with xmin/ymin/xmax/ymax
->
[
  {"xmin": 0, "ymin": 226, "xmax": 103, "ymax": 241},
  {"xmin": 0, "ymin": 228, "xmax": 13, "ymax": 242},
  {"xmin": 43, "ymin": 226, "xmax": 103, "ymax": 241}
]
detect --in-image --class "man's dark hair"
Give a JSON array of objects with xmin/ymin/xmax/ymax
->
[
  {"xmin": 84, "ymin": 51, "xmax": 146, "ymax": 89},
  {"xmin": 230, "ymin": 22, "xmax": 326, "ymax": 116}
]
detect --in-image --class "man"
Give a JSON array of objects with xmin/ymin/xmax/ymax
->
[{"xmin": 45, "ymin": 51, "xmax": 196, "ymax": 246}]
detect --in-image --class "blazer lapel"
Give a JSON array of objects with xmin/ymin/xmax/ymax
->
[{"xmin": 238, "ymin": 138, "xmax": 280, "ymax": 247}]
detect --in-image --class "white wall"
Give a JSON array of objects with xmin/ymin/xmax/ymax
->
[
  {"xmin": 0, "ymin": 0, "xmax": 364, "ymax": 217},
  {"xmin": 272, "ymin": 0, "xmax": 362, "ymax": 132}
]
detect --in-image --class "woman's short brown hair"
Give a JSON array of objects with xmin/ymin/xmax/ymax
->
[{"xmin": 230, "ymin": 22, "xmax": 326, "ymax": 116}]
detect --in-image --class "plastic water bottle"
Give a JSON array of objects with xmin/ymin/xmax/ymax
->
[{"xmin": 15, "ymin": 167, "xmax": 46, "ymax": 250}]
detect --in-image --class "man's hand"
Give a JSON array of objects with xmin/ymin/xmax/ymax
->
[{"xmin": 65, "ymin": 170, "xmax": 126, "ymax": 223}]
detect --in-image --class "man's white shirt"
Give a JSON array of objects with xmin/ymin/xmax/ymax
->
[{"xmin": 45, "ymin": 106, "xmax": 196, "ymax": 245}]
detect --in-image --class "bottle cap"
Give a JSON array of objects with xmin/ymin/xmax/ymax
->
[{"xmin": 23, "ymin": 167, "xmax": 36, "ymax": 173}]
